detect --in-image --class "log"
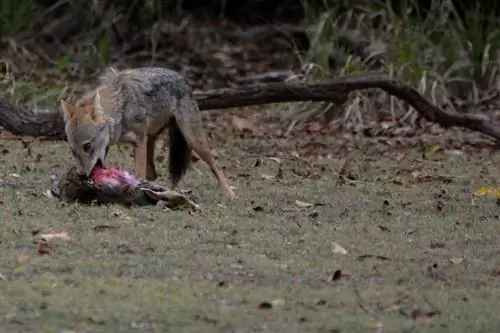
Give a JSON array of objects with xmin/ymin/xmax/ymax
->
[
  {"xmin": 49, "ymin": 166, "xmax": 200, "ymax": 210},
  {"xmin": 1, "ymin": 72, "xmax": 500, "ymax": 142}
]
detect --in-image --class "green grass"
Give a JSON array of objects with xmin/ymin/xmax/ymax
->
[
  {"xmin": 1, "ymin": 133, "xmax": 500, "ymax": 332},
  {"xmin": 295, "ymin": 0, "xmax": 500, "ymax": 124},
  {"xmin": 0, "ymin": 0, "xmax": 33, "ymax": 37}
]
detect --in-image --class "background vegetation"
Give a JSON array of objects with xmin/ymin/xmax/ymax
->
[{"xmin": 1, "ymin": 0, "xmax": 500, "ymax": 126}]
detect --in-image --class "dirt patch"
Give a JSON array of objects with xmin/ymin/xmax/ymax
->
[{"xmin": 1, "ymin": 128, "xmax": 500, "ymax": 332}]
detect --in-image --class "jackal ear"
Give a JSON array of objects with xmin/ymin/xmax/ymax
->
[
  {"xmin": 59, "ymin": 100, "xmax": 75, "ymax": 122},
  {"xmin": 92, "ymin": 91, "xmax": 105, "ymax": 122}
]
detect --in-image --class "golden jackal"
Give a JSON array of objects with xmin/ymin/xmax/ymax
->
[{"xmin": 59, "ymin": 67, "xmax": 236, "ymax": 200}]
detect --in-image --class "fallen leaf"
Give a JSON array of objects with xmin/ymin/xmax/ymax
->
[
  {"xmin": 411, "ymin": 170, "xmax": 429, "ymax": 183},
  {"xmin": 331, "ymin": 269, "xmax": 350, "ymax": 281},
  {"xmin": 429, "ymin": 242, "xmax": 445, "ymax": 249},
  {"xmin": 357, "ymin": 254, "xmax": 390, "ymax": 261},
  {"xmin": 424, "ymin": 144, "xmax": 443, "ymax": 158},
  {"xmin": 111, "ymin": 209, "xmax": 133, "ymax": 221},
  {"xmin": 276, "ymin": 168, "xmax": 284, "ymax": 179},
  {"xmin": 36, "ymin": 240, "xmax": 52, "ymax": 255},
  {"xmin": 295, "ymin": 200, "xmax": 313, "ymax": 208},
  {"xmin": 365, "ymin": 322, "xmax": 384, "ymax": 333},
  {"xmin": 332, "ymin": 241, "xmax": 348, "ymax": 255},
  {"xmin": 379, "ymin": 115, "xmax": 394, "ymax": 122},
  {"xmin": 269, "ymin": 157, "xmax": 281, "ymax": 164},
  {"xmin": 411, "ymin": 309, "xmax": 439, "ymax": 320},
  {"xmin": 436, "ymin": 200, "xmax": 444, "ymax": 212},
  {"xmin": 261, "ymin": 174, "xmax": 275, "ymax": 180},
  {"xmin": 16, "ymin": 254, "xmax": 29, "ymax": 263},
  {"xmin": 473, "ymin": 186, "xmax": 500, "ymax": 199},
  {"xmin": 231, "ymin": 115, "xmax": 263, "ymax": 135},
  {"xmin": 304, "ymin": 122, "xmax": 323, "ymax": 133},
  {"xmin": 395, "ymin": 152, "xmax": 407, "ymax": 161},
  {"xmin": 445, "ymin": 149, "xmax": 465, "ymax": 157},
  {"xmin": 449, "ymin": 257, "xmax": 464, "ymax": 264},
  {"xmin": 39, "ymin": 232, "xmax": 70, "ymax": 241},
  {"xmin": 271, "ymin": 299, "xmax": 285, "ymax": 307},
  {"xmin": 378, "ymin": 225, "xmax": 391, "ymax": 232},
  {"xmin": 94, "ymin": 225, "xmax": 118, "ymax": 232},
  {"xmin": 258, "ymin": 301, "xmax": 273, "ymax": 309}
]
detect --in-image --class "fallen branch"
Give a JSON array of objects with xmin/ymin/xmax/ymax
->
[{"xmin": 1, "ymin": 72, "xmax": 500, "ymax": 142}]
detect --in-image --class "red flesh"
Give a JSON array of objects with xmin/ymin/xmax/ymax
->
[{"xmin": 89, "ymin": 166, "xmax": 140, "ymax": 188}]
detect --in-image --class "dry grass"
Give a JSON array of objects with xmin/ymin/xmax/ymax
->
[{"xmin": 285, "ymin": 0, "xmax": 500, "ymax": 127}]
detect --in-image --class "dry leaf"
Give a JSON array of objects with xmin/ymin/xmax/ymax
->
[
  {"xmin": 271, "ymin": 299, "xmax": 285, "ymax": 307},
  {"xmin": 411, "ymin": 309, "xmax": 439, "ymax": 320},
  {"xmin": 332, "ymin": 241, "xmax": 348, "ymax": 255},
  {"xmin": 231, "ymin": 115, "xmax": 263, "ymax": 135},
  {"xmin": 331, "ymin": 269, "xmax": 350, "ymax": 280},
  {"xmin": 411, "ymin": 170, "xmax": 428, "ymax": 183},
  {"xmin": 269, "ymin": 157, "xmax": 281, "ymax": 164},
  {"xmin": 39, "ymin": 232, "xmax": 70, "ymax": 241},
  {"xmin": 365, "ymin": 322, "xmax": 384, "ymax": 333},
  {"xmin": 473, "ymin": 186, "xmax": 500, "ymax": 199},
  {"xmin": 261, "ymin": 174, "xmax": 275, "ymax": 180},
  {"xmin": 304, "ymin": 122, "xmax": 323, "ymax": 133},
  {"xmin": 295, "ymin": 200, "xmax": 313, "ymax": 208},
  {"xmin": 258, "ymin": 301, "xmax": 273, "ymax": 309},
  {"xmin": 395, "ymin": 152, "xmax": 407, "ymax": 161},
  {"xmin": 94, "ymin": 225, "xmax": 118, "ymax": 232},
  {"xmin": 111, "ymin": 209, "xmax": 133, "ymax": 221},
  {"xmin": 424, "ymin": 144, "xmax": 442, "ymax": 158},
  {"xmin": 16, "ymin": 254, "xmax": 29, "ymax": 263},
  {"xmin": 445, "ymin": 149, "xmax": 465, "ymax": 157},
  {"xmin": 36, "ymin": 240, "xmax": 52, "ymax": 255},
  {"xmin": 450, "ymin": 257, "xmax": 464, "ymax": 264}
]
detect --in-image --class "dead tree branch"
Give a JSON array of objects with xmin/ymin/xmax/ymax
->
[{"xmin": 1, "ymin": 72, "xmax": 499, "ymax": 142}]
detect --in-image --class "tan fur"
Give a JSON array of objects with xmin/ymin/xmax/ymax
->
[{"xmin": 59, "ymin": 66, "xmax": 236, "ymax": 200}]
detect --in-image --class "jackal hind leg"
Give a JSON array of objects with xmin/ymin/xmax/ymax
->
[
  {"xmin": 134, "ymin": 135, "xmax": 149, "ymax": 180},
  {"xmin": 145, "ymin": 125, "xmax": 170, "ymax": 182},
  {"xmin": 192, "ymin": 140, "xmax": 236, "ymax": 199},
  {"xmin": 145, "ymin": 135, "xmax": 159, "ymax": 181},
  {"xmin": 178, "ymin": 118, "xmax": 236, "ymax": 200}
]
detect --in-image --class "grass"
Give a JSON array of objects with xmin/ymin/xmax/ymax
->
[
  {"xmin": 294, "ymin": 0, "xmax": 500, "ymax": 125},
  {"xmin": 1, "ymin": 128, "xmax": 500, "ymax": 332}
]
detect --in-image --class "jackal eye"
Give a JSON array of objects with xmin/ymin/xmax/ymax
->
[{"xmin": 83, "ymin": 142, "xmax": 92, "ymax": 153}]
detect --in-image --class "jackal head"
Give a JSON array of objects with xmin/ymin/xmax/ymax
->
[{"xmin": 59, "ymin": 91, "xmax": 111, "ymax": 180}]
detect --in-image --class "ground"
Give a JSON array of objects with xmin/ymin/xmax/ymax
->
[{"xmin": 1, "ymin": 110, "xmax": 500, "ymax": 333}]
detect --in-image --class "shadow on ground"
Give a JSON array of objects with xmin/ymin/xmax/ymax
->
[{"xmin": 1, "ymin": 129, "xmax": 500, "ymax": 333}]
